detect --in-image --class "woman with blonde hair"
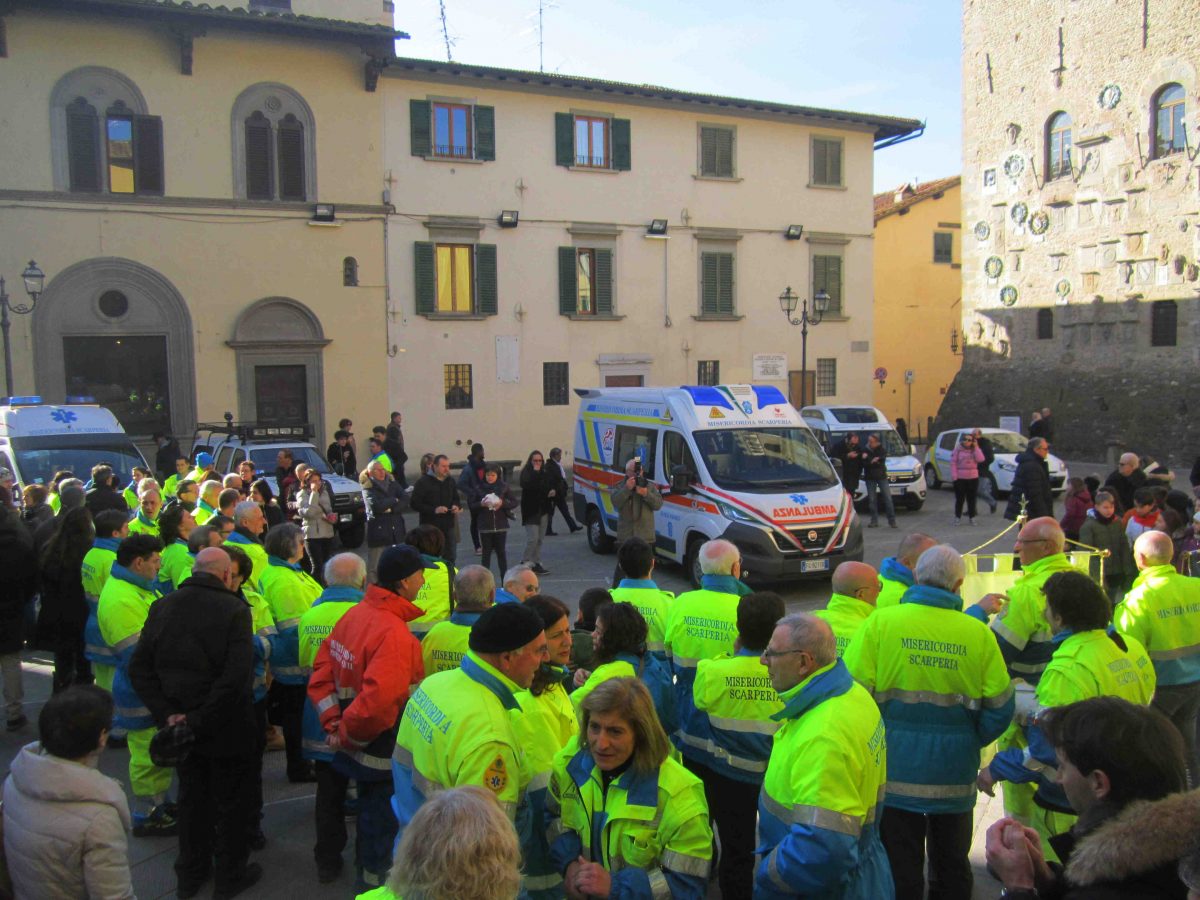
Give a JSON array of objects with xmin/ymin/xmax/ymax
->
[
  {"xmin": 357, "ymin": 785, "xmax": 522, "ymax": 900},
  {"xmin": 549, "ymin": 677, "xmax": 712, "ymax": 899}
]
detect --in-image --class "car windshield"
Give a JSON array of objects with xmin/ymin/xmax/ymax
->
[
  {"xmin": 691, "ymin": 428, "xmax": 838, "ymax": 491},
  {"xmin": 250, "ymin": 446, "xmax": 332, "ymax": 475},
  {"xmin": 11, "ymin": 437, "xmax": 146, "ymax": 488},
  {"xmin": 836, "ymin": 429, "xmax": 909, "ymax": 457},
  {"xmin": 981, "ymin": 432, "xmax": 1027, "ymax": 454},
  {"xmin": 827, "ymin": 407, "xmax": 882, "ymax": 424}
]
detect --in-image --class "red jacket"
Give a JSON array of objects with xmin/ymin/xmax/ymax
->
[{"xmin": 308, "ymin": 583, "xmax": 424, "ymax": 777}]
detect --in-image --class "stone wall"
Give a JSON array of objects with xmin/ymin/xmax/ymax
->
[{"xmin": 945, "ymin": 0, "xmax": 1200, "ymax": 464}]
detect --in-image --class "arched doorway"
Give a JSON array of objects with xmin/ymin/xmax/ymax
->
[
  {"xmin": 228, "ymin": 297, "xmax": 329, "ymax": 441},
  {"xmin": 34, "ymin": 257, "xmax": 196, "ymax": 437}
]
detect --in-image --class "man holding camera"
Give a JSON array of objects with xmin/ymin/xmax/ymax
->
[{"xmin": 611, "ymin": 456, "xmax": 663, "ymax": 586}]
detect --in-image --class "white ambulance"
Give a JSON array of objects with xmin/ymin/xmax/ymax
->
[
  {"xmin": 0, "ymin": 396, "xmax": 149, "ymax": 490},
  {"xmin": 572, "ymin": 384, "xmax": 862, "ymax": 585}
]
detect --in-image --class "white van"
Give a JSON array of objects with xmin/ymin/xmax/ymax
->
[
  {"xmin": 0, "ymin": 396, "xmax": 149, "ymax": 490},
  {"xmin": 800, "ymin": 404, "xmax": 927, "ymax": 511},
  {"xmin": 572, "ymin": 384, "xmax": 862, "ymax": 585}
]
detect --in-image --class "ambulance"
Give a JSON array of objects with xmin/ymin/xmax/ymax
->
[
  {"xmin": 572, "ymin": 384, "xmax": 862, "ymax": 585},
  {"xmin": 0, "ymin": 396, "xmax": 149, "ymax": 490}
]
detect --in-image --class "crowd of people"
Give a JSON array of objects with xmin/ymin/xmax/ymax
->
[{"xmin": 3, "ymin": 426, "xmax": 1200, "ymax": 900}]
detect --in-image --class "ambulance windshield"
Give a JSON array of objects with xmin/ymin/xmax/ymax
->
[
  {"xmin": 11, "ymin": 437, "xmax": 145, "ymax": 489},
  {"xmin": 692, "ymin": 428, "xmax": 838, "ymax": 492}
]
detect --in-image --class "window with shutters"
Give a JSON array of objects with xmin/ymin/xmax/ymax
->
[
  {"xmin": 816, "ymin": 359, "xmax": 837, "ymax": 397},
  {"xmin": 232, "ymin": 83, "xmax": 316, "ymax": 201},
  {"xmin": 1036, "ymin": 308, "xmax": 1054, "ymax": 340},
  {"xmin": 555, "ymin": 112, "xmax": 631, "ymax": 171},
  {"xmin": 410, "ymin": 99, "xmax": 495, "ymax": 162},
  {"xmin": 444, "ymin": 364, "xmax": 473, "ymax": 409},
  {"xmin": 698, "ymin": 125, "xmax": 735, "ymax": 178},
  {"xmin": 812, "ymin": 255, "xmax": 843, "ymax": 316},
  {"xmin": 811, "ymin": 136, "xmax": 843, "ymax": 187},
  {"xmin": 543, "ymin": 362, "xmax": 570, "ymax": 406},
  {"xmin": 699, "ymin": 251, "xmax": 736, "ymax": 317},
  {"xmin": 558, "ymin": 246, "xmax": 615, "ymax": 317},
  {"xmin": 52, "ymin": 68, "xmax": 163, "ymax": 196},
  {"xmin": 933, "ymin": 232, "xmax": 953, "ymax": 264},
  {"xmin": 1150, "ymin": 300, "xmax": 1177, "ymax": 346},
  {"xmin": 697, "ymin": 360, "xmax": 720, "ymax": 386},
  {"xmin": 414, "ymin": 241, "xmax": 499, "ymax": 318}
]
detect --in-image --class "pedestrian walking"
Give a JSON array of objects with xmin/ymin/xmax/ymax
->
[
  {"xmin": 458, "ymin": 443, "xmax": 488, "ymax": 554},
  {"xmin": 297, "ymin": 470, "xmax": 337, "ymax": 586},
  {"xmin": 473, "ymin": 463, "xmax": 517, "ymax": 578},
  {"xmin": 972, "ymin": 429, "xmax": 998, "ymax": 514},
  {"xmin": 950, "ymin": 432, "xmax": 985, "ymax": 525},
  {"xmin": 519, "ymin": 450, "xmax": 555, "ymax": 575},
  {"xmin": 361, "ymin": 460, "xmax": 406, "ymax": 581},
  {"xmin": 1004, "ymin": 437, "xmax": 1054, "ymax": 520},
  {"xmin": 544, "ymin": 447, "xmax": 581, "ymax": 535},
  {"xmin": 862, "ymin": 433, "xmax": 896, "ymax": 528}
]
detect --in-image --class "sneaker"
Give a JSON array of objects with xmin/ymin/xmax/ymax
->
[
  {"xmin": 569, "ymin": 524, "xmax": 583, "ymax": 533},
  {"xmin": 888, "ymin": 521, "xmax": 898, "ymax": 528},
  {"xmin": 214, "ymin": 862, "xmax": 263, "ymax": 899},
  {"xmin": 6, "ymin": 714, "xmax": 28, "ymax": 732},
  {"xmin": 532, "ymin": 563, "xmax": 550, "ymax": 576},
  {"xmin": 953, "ymin": 518, "xmax": 962, "ymax": 526},
  {"xmin": 545, "ymin": 530, "xmax": 558, "ymax": 537},
  {"xmin": 132, "ymin": 805, "xmax": 179, "ymax": 838},
  {"xmin": 867, "ymin": 520, "xmax": 878, "ymax": 528},
  {"xmin": 473, "ymin": 546, "xmax": 482, "ymax": 555},
  {"xmin": 968, "ymin": 517, "xmax": 976, "ymax": 525}
]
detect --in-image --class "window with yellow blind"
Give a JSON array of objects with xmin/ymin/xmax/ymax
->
[
  {"xmin": 414, "ymin": 242, "xmax": 499, "ymax": 317},
  {"xmin": 436, "ymin": 244, "xmax": 474, "ymax": 313}
]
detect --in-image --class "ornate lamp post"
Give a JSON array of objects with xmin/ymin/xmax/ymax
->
[
  {"xmin": 779, "ymin": 285, "xmax": 829, "ymax": 408},
  {"xmin": 1, "ymin": 261, "xmax": 46, "ymax": 398}
]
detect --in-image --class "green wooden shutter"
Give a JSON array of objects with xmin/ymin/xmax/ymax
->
[
  {"xmin": 611, "ymin": 118, "xmax": 631, "ymax": 171},
  {"xmin": 700, "ymin": 126, "xmax": 733, "ymax": 177},
  {"xmin": 717, "ymin": 253, "xmax": 734, "ymax": 315},
  {"xmin": 474, "ymin": 105, "xmax": 495, "ymax": 161},
  {"xmin": 826, "ymin": 256, "xmax": 842, "ymax": 313},
  {"xmin": 410, "ymin": 99, "xmax": 431, "ymax": 157},
  {"xmin": 829, "ymin": 142, "xmax": 842, "ymax": 185},
  {"xmin": 66, "ymin": 98, "xmax": 101, "ymax": 192},
  {"xmin": 244, "ymin": 112, "xmax": 273, "ymax": 199},
  {"xmin": 715, "ymin": 128, "xmax": 733, "ymax": 177},
  {"xmin": 812, "ymin": 139, "xmax": 828, "ymax": 184},
  {"xmin": 476, "ymin": 244, "xmax": 498, "ymax": 316},
  {"xmin": 701, "ymin": 252, "xmax": 718, "ymax": 315},
  {"xmin": 595, "ymin": 249, "xmax": 613, "ymax": 315},
  {"xmin": 414, "ymin": 242, "xmax": 435, "ymax": 314},
  {"xmin": 277, "ymin": 114, "xmax": 306, "ymax": 201},
  {"xmin": 555, "ymin": 112, "xmax": 574, "ymax": 166},
  {"xmin": 133, "ymin": 114, "xmax": 164, "ymax": 195},
  {"xmin": 558, "ymin": 247, "xmax": 577, "ymax": 315}
]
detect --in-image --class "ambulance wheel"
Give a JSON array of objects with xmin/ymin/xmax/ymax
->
[
  {"xmin": 586, "ymin": 508, "xmax": 614, "ymax": 554},
  {"xmin": 685, "ymin": 538, "xmax": 705, "ymax": 589},
  {"xmin": 924, "ymin": 463, "xmax": 941, "ymax": 490}
]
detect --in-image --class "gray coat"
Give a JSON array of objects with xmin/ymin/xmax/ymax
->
[
  {"xmin": 298, "ymin": 486, "xmax": 335, "ymax": 540},
  {"xmin": 612, "ymin": 478, "xmax": 663, "ymax": 544}
]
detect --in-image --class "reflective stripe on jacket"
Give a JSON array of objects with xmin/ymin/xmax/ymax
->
[
  {"xmin": 224, "ymin": 532, "xmax": 268, "ymax": 591},
  {"xmin": 610, "ymin": 580, "xmax": 674, "ymax": 658},
  {"xmin": 1116, "ymin": 564, "xmax": 1200, "ymax": 686},
  {"xmin": 97, "ymin": 564, "xmax": 161, "ymax": 731},
  {"xmin": 261, "ymin": 556, "xmax": 323, "ymax": 685},
  {"xmin": 408, "ymin": 558, "xmax": 455, "ymax": 640},
  {"xmin": 159, "ymin": 540, "xmax": 195, "ymax": 591},
  {"xmin": 990, "ymin": 553, "xmax": 1079, "ymax": 685},
  {"xmin": 683, "ymin": 649, "xmax": 781, "ymax": 783},
  {"xmin": 755, "ymin": 660, "xmax": 892, "ymax": 899},
  {"xmin": 82, "ymin": 540, "xmax": 119, "ymax": 666},
  {"xmin": 298, "ymin": 585, "xmax": 362, "ymax": 762},
  {"xmin": 844, "ymin": 583, "xmax": 1014, "ymax": 814},
  {"xmin": 245, "ymin": 587, "xmax": 276, "ymax": 704},
  {"xmin": 548, "ymin": 746, "xmax": 712, "ymax": 899}
]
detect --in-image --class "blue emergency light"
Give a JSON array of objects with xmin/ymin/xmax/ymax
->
[{"xmin": 1, "ymin": 396, "xmax": 43, "ymax": 406}]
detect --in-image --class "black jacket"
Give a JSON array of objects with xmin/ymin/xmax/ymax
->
[
  {"xmin": 410, "ymin": 474, "xmax": 460, "ymax": 534},
  {"xmin": 977, "ymin": 436, "xmax": 995, "ymax": 475},
  {"xmin": 1104, "ymin": 468, "xmax": 1147, "ymax": 513},
  {"xmin": 362, "ymin": 473, "xmax": 406, "ymax": 548},
  {"xmin": 154, "ymin": 438, "xmax": 181, "ymax": 482},
  {"xmin": 862, "ymin": 442, "xmax": 888, "ymax": 481},
  {"xmin": 84, "ymin": 485, "xmax": 128, "ymax": 518},
  {"xmin": 457, "ymin": 454, "xmax": 488, "ymax": 506},
  {"xmin": 519, "ymin": 464, "xmax": 555, "ymax": 524},
  {"xmin": 831, "ymin": 438, "xmax": 864, "ymax": 489},
  {"xmin": 384, "ymin": 424, "xmax": 408, "ymax": 474},
  {"xmin": 327, "ymin": 441, "xmax": 357, "ymax": 478},
  {"xmin": 0, "ymin": 512, "xmax": 36, "ymax": 654},
  {"xmin": 129, "ymin": 572, "xmax": 256, "ymax": 757},
  {"xmin": 1005, "ymin": 449, "xmax": 1054, "ymax": 520}
]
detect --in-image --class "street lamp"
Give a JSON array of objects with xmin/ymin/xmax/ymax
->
[
  {"xmin": 779, "ymin": 285, "xmax": 829, "ymax": 408},
  {"xmin": 1, "ymin": 260, "xmax": 45, "ymax": 398}
]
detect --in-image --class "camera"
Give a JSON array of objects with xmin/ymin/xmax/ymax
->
[{"xmin": 634, "ymin": 460, "xmax": 648, "ymax": 489}]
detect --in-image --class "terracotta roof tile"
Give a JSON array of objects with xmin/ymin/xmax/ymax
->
[{"xmin": 874, "ymin": 175, "xmax": 961, "ymax": 221}]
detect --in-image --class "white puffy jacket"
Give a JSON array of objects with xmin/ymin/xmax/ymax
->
[{"xmin": 2, "ymin": 742, "xmax": 134, "ymax": 899}]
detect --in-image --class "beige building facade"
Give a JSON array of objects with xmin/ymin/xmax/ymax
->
[
  {"xmin": 381, "ymin": 58, "xmax": 921, "ymax": 463},
  {"xmin": 871, "ymin": 177, "xmax": 963, "ymax": 441},
  {"xmin": 0, "ymin": 0, "xmax": 397, "ymax": 447},
  {"xmin": 944, "ymin": 0, "xmax": 1199, "ymax": 457}
]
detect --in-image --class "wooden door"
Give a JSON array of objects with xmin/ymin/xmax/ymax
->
[
  {"xmin": 254, "ymin": 364, "xmax": 307, "ymax": 425},
  {"xmin": 788, "ymin": 370, "xmax": 815, "ymax": 408}
]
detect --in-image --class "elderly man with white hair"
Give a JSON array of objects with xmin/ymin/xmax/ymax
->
[
  {"xmin": 1117, "ymin": 530, "xmax": 1200, "ymax": 785},
  {"xmin": 225, "ymin": 499, "xmax": 269, "ymax": 591},
  {"xmin": 495, "ymin": 563, "xmax": 539, "ymax": 605},
  {"xmin": 845, "ymin": 543, "xmax": 1014, "ymax": 900},
  {"xmin": 193, "ymin": 479, "xmax": 223, "ymax": 525},
  {"xmin": 664, "ymin": 539, "xmax": 753, "ymax": 743}
]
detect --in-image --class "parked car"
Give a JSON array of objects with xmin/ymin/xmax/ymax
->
[{"xmin": 924, "ymin": 428, "xmax": 1069, "ymax": 495}]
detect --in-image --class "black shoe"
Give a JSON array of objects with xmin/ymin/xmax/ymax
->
[
  {"xmin": 132, "ymin": 805, "xmax": 178, "ymax": 838},
  {"xmin": 568, "ymin": 524, "xmax": 583, "ymax": 533},
  {"xmin": 545, "ymin": 530, "xmax": 558, "ymax": 536},
  {"xmin": 214, "ymin": 862, "xmax": 263, "ymax": 899},
  {"xmin": 317, "ymin": 859, "xmax": 343, "ymax": 884},
  {"xmin": 532, "ymin": 563, "xmax": 550, "ymax": 576},
  {"xmin": 176, "ymin": 871, "xmax": 211, "ymax": 899},
  {"xmin": 6, "ymin": 714, "xmax": 28, "ymax": 732}
]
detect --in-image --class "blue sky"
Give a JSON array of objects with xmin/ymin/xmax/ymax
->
[{"xmin": 393, "ymin": 0, "xmax": 962, "ymax": 193}]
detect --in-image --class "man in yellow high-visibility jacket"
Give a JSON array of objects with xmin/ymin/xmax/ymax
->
[
  {"xmin": 609, "ymin": 537, "xmax": 673, "ymax": 660},
  {"xmin": 877, "ymin": 532, "xmax": 936, "ymax": 610},
  {"xmin": 1117, "ymin": 530, "xmax": 1200, "ymax": 785},
  {"xmin": 814, "ymin": 561, "xmax": 880, "ymax": 656}
]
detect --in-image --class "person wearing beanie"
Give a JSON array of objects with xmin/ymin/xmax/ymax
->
[
  {"xmin": 308, "ymin": 544, "xmax": 429, "ymax": 890},
  {"xmin": 392, "ymin": 600, "xmax": 548, "ymax": 865}
]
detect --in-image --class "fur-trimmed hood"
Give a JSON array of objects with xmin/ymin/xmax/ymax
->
[{"xmin": 1065, "ymin": 789, "xmax": 1200, "ymax": 887}]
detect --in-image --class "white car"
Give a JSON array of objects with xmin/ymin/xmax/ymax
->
[{"xmin": 924, "ymin": 428, "xmax": 1069, "ymax": 495}]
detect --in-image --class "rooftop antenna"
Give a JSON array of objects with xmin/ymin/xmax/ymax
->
[
  {"xmin": 438, "ymin": 0, "xmax": 454, "ymax": 61},
  {"xmin": 537, "ymin": 0, "xmax": 558, "ymax": 73}
]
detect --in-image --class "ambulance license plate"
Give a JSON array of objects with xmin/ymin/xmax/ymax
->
[{"xmin": 801, "ymin": 559, "xmax": 830, "ymax": 573}]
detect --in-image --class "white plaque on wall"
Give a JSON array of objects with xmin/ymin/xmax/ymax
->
[
  {"xmin": 752, "ymin": 354, "xmax": 788, "ymax": 380},
  {"xmin": 495, "ymin": 336, "xmax": 520, "ymax": 383}
]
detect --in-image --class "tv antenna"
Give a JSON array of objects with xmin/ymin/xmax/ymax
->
[{"xmin": 438, "ymin": 0, "xmax": 455, "ymax": 61}]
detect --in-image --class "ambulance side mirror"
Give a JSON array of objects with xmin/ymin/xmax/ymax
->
[{"xmin": 670, "ymin": 465, "xmax": 692, "ymax": 495}]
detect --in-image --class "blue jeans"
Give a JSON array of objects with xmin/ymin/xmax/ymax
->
[{"xmin": 864, "ymin": 477, "xmax": 895, "ymax": 524}]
